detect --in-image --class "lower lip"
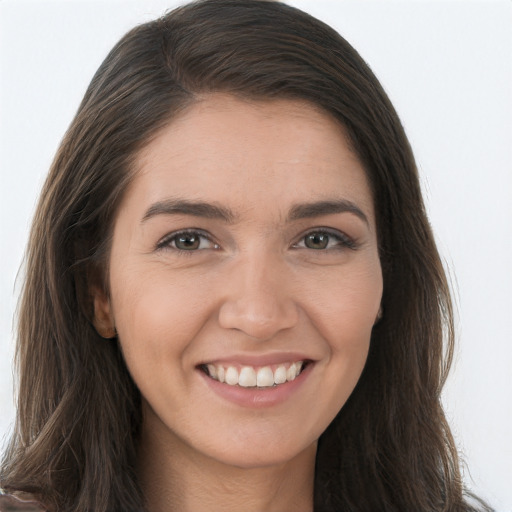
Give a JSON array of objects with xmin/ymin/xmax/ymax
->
[{"xmin": 198, "ymin": 363, "xmax": 313, "ymax": 408}]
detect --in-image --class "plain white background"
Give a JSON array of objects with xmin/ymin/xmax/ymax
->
[{"xmin": 0, "ymin": 0, "xmax": 511, "ymax": 509}]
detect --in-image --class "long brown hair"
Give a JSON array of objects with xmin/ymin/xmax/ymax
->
[{"xmin": 0, "ymin": 1, "xmax": 491, "ymax": 510}]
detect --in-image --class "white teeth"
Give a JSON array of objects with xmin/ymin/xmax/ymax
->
[
  {"xmin": 205, "ymin": 361, "xmax": 305, "ymax": 388},
  {"xmin": 239, "ymin": 366, "xmax": 257, "ymax": 387},
  {"xmin": 206, "ymin": 364, "xmax": 217, "ymax": 379},
  {"xmin": 286, "ymin": 363, "xmax": 297, "ymax": 381},
  {"xmin": 225, "ymin": 366, "xmax": 239, "ymax": 386},
  {"xmin": 256, "ymin": 366, "xmax": 274, "ymax": 387},
  {"xmin": 274, "ymin": 365, "xmax": 287, "ymax": 385}
]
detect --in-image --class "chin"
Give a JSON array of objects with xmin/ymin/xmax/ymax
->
[{"xmin": 198, "ymin": 429, "xmax": 318, "ymax": 470}]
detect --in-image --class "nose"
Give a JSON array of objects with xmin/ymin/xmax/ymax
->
[{"xmin": 217, "ymin": 252, "xmax": 299, "ymax": 341}]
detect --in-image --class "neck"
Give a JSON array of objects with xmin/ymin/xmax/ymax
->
[{"xmin": 138, "ymin": 414, "xmax": 316, "ymax": 512}]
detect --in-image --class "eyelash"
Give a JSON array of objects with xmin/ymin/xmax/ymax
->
[
  {"xmin": 156, "ymin": 229, "xmax": 219, "ymax": 253},
  {"xmin": 155, "ymin": 228, "xmax": 357, "ymax": 254},
  {"xmin": 292, "ymin": 228, "xmax": 358, "ymax": 251}
]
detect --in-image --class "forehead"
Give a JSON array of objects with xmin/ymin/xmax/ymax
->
[{"xmin": 123, "ymin": 94, "xmax": 375, "ymax": 225}]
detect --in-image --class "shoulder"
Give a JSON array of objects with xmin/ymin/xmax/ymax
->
[{"xmin": 0, "ymin": 494, "xmax": 46, "ymax": 512}]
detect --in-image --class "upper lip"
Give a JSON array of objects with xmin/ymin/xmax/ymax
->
[{"xmin": 197, "ymin": 352, "xmax": 315, "ymax": 367}]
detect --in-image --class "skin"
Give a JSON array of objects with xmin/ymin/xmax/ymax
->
[{"xmin": 93, "ymin": 94, "xmax": 383, "ymax": 512}]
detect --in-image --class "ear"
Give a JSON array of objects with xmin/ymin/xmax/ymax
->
[{"xmin": 91, "ymin": 287, "xmax": 116, "ymax": 339}]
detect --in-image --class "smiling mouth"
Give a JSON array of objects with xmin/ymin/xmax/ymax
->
[{"xmin": 199, "ymin": 361, "xmax": 309, "ymax": 388}]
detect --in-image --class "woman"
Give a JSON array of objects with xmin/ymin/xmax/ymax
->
[{"xmin": 0, "ymin": 0, "xmax": 494, "ymax": 511}]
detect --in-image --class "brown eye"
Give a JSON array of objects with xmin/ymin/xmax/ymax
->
[
  {"xmin": 156, "ymin": 230, "xmax": 218, "ymax": 252},
  {"xmin": 175, "ymin": 233, "xmax": 201, "ymax": 250},
  {"xmin": 293, "ymin": 229, "xmax": 357, "ymax": 252},
  {"xmin": 304, "ymin": 233, "xmax": 330, "ymax": 250}
]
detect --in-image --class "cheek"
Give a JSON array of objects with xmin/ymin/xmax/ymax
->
[
  {"xmin": 302, "ymin": 262, "xmax": 382, "ymax": 348},
  {"xmin": 109, "ymin": 269, "xmax": 210, "ymax": 411},
  {"xmin": 109, "ymin": 267, "xmax": 201, "ymax": 361},
  {"xmin": 301, "ymin": 262, "xmax": 380, "ymax": 413},
  {"xmin": 313, "ymin": 269, "xmax": 380, "ymax": 417}
]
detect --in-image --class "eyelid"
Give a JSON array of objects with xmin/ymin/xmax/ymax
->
[
  {"xmin": 292, "ymin": 227, "xmax": 358, "ymax": 250},
  {"xmin": 155, "ymin": 227, "xmax": 356, "ymax": 253},
  {"xmin": 155, "ymin": 228, "xmax": 219, "ymax": 251}
]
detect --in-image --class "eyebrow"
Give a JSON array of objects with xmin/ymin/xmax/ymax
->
[
  {"xmin": 142, "ymin": 199, "xmax": 236, "ymax": 223},
  {"xmin": 288, "ymin": 199, "xmax": 369, "ymax": 225},
  {"xmin": 141, "ymin": 198, "xmax": 368, "ymax": 226}
]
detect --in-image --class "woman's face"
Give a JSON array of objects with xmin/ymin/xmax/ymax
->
[{"xmin": 95, "ymin": 94, "xmax": 383, "ymax": 469}]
